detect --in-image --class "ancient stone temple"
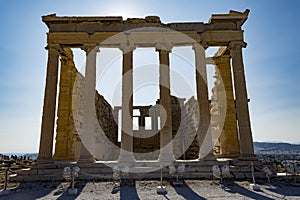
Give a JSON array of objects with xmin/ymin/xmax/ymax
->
[{"xmin": 15, "ymin": 10, "xmax": 262, "ymax": 181}]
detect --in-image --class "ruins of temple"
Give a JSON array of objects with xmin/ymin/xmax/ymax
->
[{"xmin": 14, "ymin": 9, "xmax": 263, "ymax": 181}]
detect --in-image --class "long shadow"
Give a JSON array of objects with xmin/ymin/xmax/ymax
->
[
  {"xmin": 224, "ymin": 182, "xmax": 273, "ymax": 200},
  {"xmin": 266, "ymin": 184, "xmax": 300, "ymax": 197},
  {"xmin": 56, "ymin": 180, "xmax": 88, "ymax": 200},
  {"xmin": 169, "ymin": 180, "xmax": 206, "ymax": 200},
  {"xmin": 120, "ymin": 180, "xmax": 140, "ymax": 200},
  {"xmin": 2, "ymin": 181, "xmax": 61, "ymax": 200}
]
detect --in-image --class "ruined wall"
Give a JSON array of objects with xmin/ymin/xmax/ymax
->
[
  {"xmin": 53, "ymin": 48, "xmax": 223, "ymax": 161},
  {"xmin": 94, "ymin": 92, "xmax": 119, "ymax": 160},
  {"xmin": 53, "ymin": 48, "xmax": 82, "ymax": 161},
  {"xmin": 130, "ymin": 96, "xmax": 200, "ymax": 160},
  {"xmin": 53, "ymin": 48, "xmax": 118, "ymax": 161},
  {"xmin": 132, "ymin": 105, "xmax": 160, "ymax": 160},
  {"xmin": 179, "ymin": 97, "xmax": 200, "ymax": 160},
  {"xmin": 210, "ymin": 73, "xmax": 222, "ymax": 155}
]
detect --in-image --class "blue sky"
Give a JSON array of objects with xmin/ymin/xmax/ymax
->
[{"xmin": 0, "ymin": 0, "xmax": 299, "ymax": 153}]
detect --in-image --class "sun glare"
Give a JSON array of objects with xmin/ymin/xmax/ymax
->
[{"xmin": 104, "ymin": 3, "xmax": 145, "ymax": 19}]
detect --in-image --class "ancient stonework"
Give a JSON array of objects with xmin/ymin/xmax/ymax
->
[
  {"xmin": 53, "ymin": 47, "xmax": 119, "ymax": 162},
  {"xmin": 13, "ymin": 10, "xmax": 260, "ymax": 181},
  {"xmin": 53, "ymin": 48, "xmax": 81, "ymax": 161},
  {"xmin": 94, "ymin": 92, "xmax": 119, "ymax": 161}
]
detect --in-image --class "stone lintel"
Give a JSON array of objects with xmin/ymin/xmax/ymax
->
[
  {"xmin": 42, "ymin": 14, "xmax": 123, "ymax": 27},
  {"xmin": 200, "ymin": 31, "xmax": 244, "ymax": 46},
  {"xmin": 46, "ymin": 30, "xmax": 243, "ymax": 48},
  {"xmin": 43, "ymin": 11, "xmax": 248, "ymax": 34},
  {"xmin": 209, "ymin": 9, "xmax": 250, "ymax": 27}
]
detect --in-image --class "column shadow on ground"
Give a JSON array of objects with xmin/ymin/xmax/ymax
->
[
  {"xmin": 266, "ymin": 184, "xmax": 300, "ymax": 197},
  {"xmin": 168, "ymin": 180, "xmax": 206, "ymax": 200},
  {"xmin": 1, "ymin": 181, "xmax": 61, "ymax": 200},
  {"xmin": 56, "ymin": 181, "xmax": 87, "ymax": 200},
  {"xmin": 119, "ymin": 180, "xmax": 140, "ymax": 200},
  {"xmin": 223, "ymin": 182, "xmax": 273, "ymax": 200}
]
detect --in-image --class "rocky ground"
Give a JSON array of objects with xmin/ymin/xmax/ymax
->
[
  {"xmin": 1, "ymin": 158, "xmax": 300, "ymax": 199},
  {"xmin": 1, "ymin": 179, "xmax": 300, "ymax": 199}
]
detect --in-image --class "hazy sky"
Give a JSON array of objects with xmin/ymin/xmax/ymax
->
[{"xmin": 0, "ymin": 0, "xmax": 299, "ymax": 153}]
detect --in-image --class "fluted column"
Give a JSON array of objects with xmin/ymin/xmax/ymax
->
[
  {"xmin": 78, "ymin": 44, "xmax": 98, "ymax": 163},
  {"xmin": 156, "ymin": 44, "xmax": 175, "ymax": 163},
  {"xmin": 37, "ymin": 44, "xmax": 60, "ymax": 162},
  {"xmin": 118, "ymin": 45, "xmax": 136, "ymax": 164},
  {"xmin": 193, "ymin": 43, "xmax": 214, "ymax": 160},
  {"xmin": 229, "ymin": 41, "xmax": 255, "ymax": 158},
  {"xmin": 213, "ymin": 55, "xmax": 240, "ymax": 157}
]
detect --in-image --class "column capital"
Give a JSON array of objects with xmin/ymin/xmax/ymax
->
[
  {"xmin": 192, "ymin": 42, "xmax": 208, "ymax": 51},
  {"xmin": 155, "ymin": 43, "xmax": 172, "ymax": 53},
  {"xmin": 228, "ymin": 41, "xmax": 247, "ymax": 51},
  {"xmin": 81, "ymin": 43, "xmax": 99, "ymax": 54},
  {"xmin": 119, "ymin": 44, "xmax": 136, "ymax": 53},
  {"xmin": 193, "ymin": 41, "xmax": 209, "ymax": 49},
  {"xmin": 200, "ymin": 41, "xmax": 209, "ymax": 50},
  {"xmin": 45, "ymin": 44, "xmax": 61, "ymax": 52}
]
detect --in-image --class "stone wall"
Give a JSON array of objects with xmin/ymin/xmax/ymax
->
[
  {"xmin": 129, "ymin": 96, "xmax": 200, "ymax": 160},
  {"xmin": 52, "ymin": 48, "xmax": 236, "ymax": 161},
  {"xmin": 53, "ymin": 48, "xmax": 82, "ymax": 161},
  {"xmin": 53, "ymin": 48, "xmax": 119, "ymax": 161},
  {"xmin": 94, "ymin": 92, "xmax": 119, "ymax": 160},
  {"xmin": 179, "ymin": 96, "xmax": 200, "ymax": 160}
]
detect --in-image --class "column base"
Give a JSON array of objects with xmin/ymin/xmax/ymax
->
[
  {"xmin": 215, "ymin": 153, "xmax": 240, "ymax": 159},
  {"xmin": 118, "ymin": 151, "xmax": 135, "ymax": 166},
  {"xmin": 198, "ymin": 151, "xmax": 216, "ymax": 161},
  {"xmin": 78, "ymin": 145, "xmax": 96, "ymax": 163},
  {"xmin": 158, "ymin": 153, "xmax": 175, "ymax": 165},
  {"xmin": 77, "ymin": 156, "xmax": 96, "ymax": 163},
  {"xmin": 52, "ymin": 156, "xmax": 77, "ymax": 162},
  {"xmin": 35, "ymin": 157, "xmax": 53, "ymax": 165}
]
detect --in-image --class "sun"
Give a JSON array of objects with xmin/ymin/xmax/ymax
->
[{"xmin": 103, "ymin": 2, "xmax": 145, "ymax": 19}]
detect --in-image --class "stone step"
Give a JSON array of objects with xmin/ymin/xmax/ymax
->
[
  {"xmin": 11, "ymin": 168, "xmax": 266, "ymax": 182},
  {"xmin": 10, "ymin": 159, "xmax": 266, "ymax": 182}
]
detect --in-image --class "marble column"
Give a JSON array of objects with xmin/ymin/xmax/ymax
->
[
  {"xmin": 193, "ymin": 43, "xmax": 214, "ymax": 160},
  {"xmin": 213, "ymin": 55, "xmax": 240, "ymax": 158},
  {"xmin": 78, "ymin": 44, "xmax": 98, "ymax": 163},
  {"xmin": 156, "ymin": 44, "xmax": 175, "ymax": 163},
  {"xmin": 118, "ymin": 45, "xmax": 136, "ymax": 164},
  {"xmin": 37, "ymin": 44, "xmax": 60, "ymax": 162},
  {"xmin": 229, "ymin": 41, "xmax": 255, "ymax": 158}
]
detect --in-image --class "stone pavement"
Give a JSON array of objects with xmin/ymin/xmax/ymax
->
[{"xmin": 1, "ymin": 180, "xmax": 300, "ymax": 199}]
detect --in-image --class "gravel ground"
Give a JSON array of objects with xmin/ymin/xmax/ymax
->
[{"xmin": 1, "ymin": 180, "xmax": 300, "ymax": 199}]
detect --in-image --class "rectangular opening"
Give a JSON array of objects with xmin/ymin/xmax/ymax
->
[
  {"xmin": 133, "ymin": 109, "xmax": 140, "ymax": 116},
  {"xmin": 157, "ymin": 116, "xmax": 161, "ymax": 130},
  {"xmin": 118, "ymin": 110, "xmax": 122, "ymax": 142},
  {"xmin": 133, "ymin": 117, "xmax": 139, "ymax": 130},
  {"xmin": 145, "ymin": 117, "xmax": 152, "ymax": 130}
]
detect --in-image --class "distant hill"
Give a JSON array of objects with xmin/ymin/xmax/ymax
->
[
  {"xmin": 254, "ymin": 142, "xmax": 300, "ymax": 154},
  {"xmin": 2, "ymin": 142, "xmax": 300, "ymax": 160}
]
